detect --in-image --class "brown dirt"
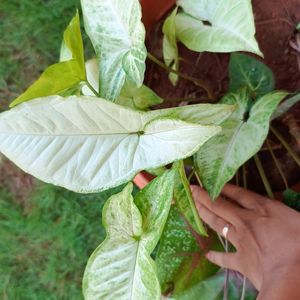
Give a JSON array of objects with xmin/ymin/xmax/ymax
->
[{"xmin": 145, "ymin": 0, "xmax": 300, "ymax": 193}]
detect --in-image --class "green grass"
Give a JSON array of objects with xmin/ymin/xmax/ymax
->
[
  {"xmin": 0, "ymin": 0, "xmax": 94, "ymax": 108},
  {"xmin": 0, "ymin": 183, "xmax": 125, "ymax": 300}
]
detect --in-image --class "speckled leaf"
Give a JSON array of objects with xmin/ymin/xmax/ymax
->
[
  {"xmin": 10, "ymin": 12, "xmax": 85, "ymax": 107},
  {"xmin": 163, "ymin": 8, "xmax": 179, "ymax": 86},
  {"xmin": 194, "ymin": 89, "xmax": 288, "ymax": 200},
  {"xmin": 175, "ymin": 0, "xmax": 262, "ymax": 55},
  {"xmin": 174, "ymin": 270, "xmax": 257, "ymax": 300},
  {"xmin": 82, "ymin": 59, "xmax": 162, "ymax": 110},
  {"xmin": 116, "ymin": 81, "xmax": 163, "ymax": 110},
  {"xmin": 83, "ymin": 170, "xmax": 175, "ymax": 300},
  {"xmin": 272, "ymin": 93, "xmax": 300, "ymax": 120},
  {"xmin": 229, "ymin": 53, "xmax": 274, "ymax": 98},
  {"xmin": 156, "ymin": 207, "xmax": 220, "ymax": 295},
  {"xmin": 174, "ymin": 160, "xmax": 207, "ymax": 235},
  {"xmin": 81, "ymin": 0, "xmax": 147, "ymax": 101},
  {"xmin": 0, "ymin": 95, "xmax": 221, "ymax": 193}
]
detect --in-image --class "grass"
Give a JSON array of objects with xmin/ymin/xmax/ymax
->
[
  {"xmin": 0, "ymin": 2, "xmax": 113, "ymax": 298},
  {"xmin": 0, "ymin": 183, "xmax": 125, "ymax": 300},
  {"xmin": 0, "ymin": 0, "xmax": 93, "ymax": 108}
]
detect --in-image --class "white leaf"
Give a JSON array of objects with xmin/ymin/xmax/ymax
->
[
  {"xmin": 83, "ymin": 171, "xmax": 175, "ymax": 300},
  {"xmin": 0, "ymin": 96, "xmax": 221, "ymax": 193},
  {"xmin": 81, "ymin": 0, "xmax": 147, "ymax": 100},
  {"xmin": 175, "ymin": 0, "xmax": 262, "ymax": 56}
]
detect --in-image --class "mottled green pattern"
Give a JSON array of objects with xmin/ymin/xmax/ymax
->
[
  {"xmin": 175, "ymin": 0, "xmax": 262, "ymax": 55},
  {"xmin": 81, "ymin": 0, "xmax": 147, "ymax": 101},
  {"xmin": 195, "ymin": 89, "xmax": 288, "ymax": 200},
  {"xmin": 163, "ymin": 8, "xmax": 179, "ymax": 86},
  {"xmin": 229, "ymin": 53, "xmax": 275, "ymax": 98},
  {"xmin": 156, "ymin": 207, "xmax": 219, "ymax": 295},
  {"xmin": 10, "ymin": 12, "xmax": 85, "ymax": 107},
  {"xmin": 83, "ymin": 171, "xmax": 175, "ymax": 300}
]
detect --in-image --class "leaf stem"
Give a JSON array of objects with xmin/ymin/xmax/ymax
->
[
  {"xmin": 266, "ymin": 140, "xmax": 289, "ymax": 189},
  {"xmin": 85, "ymin": 80, "xmax": 99, "ymax": 97},
  {"xmin": 270, "ymin": 126, "xmax": 300, "ymax": 167},
  {"xmin": 179, "ymin": 162, "xmax": 207, "ymax": 236},
  {"xmin": 147, "ymin": 52, "xmax": 216, "ymax": 101},
  {"xmin": 254, "ymin": 154, "xmax": 274, "ymax": 198},
  {"xmin": 240, "ymin": 275, "xmax": 247, "ymax": 300}
]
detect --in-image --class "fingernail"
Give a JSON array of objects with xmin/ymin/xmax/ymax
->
[{"xmin": 205, "ymin": 252, "xmax": 211, "ymax": 259}]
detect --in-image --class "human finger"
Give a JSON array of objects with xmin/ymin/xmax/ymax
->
[
  {"xmin": 221, "ymin": 184, "xmax": 270, "ymax": 209},
  {"xmin": 192, "ymin": 185, "xmax": 246, "ymax": 226},
  {"xmin": 206, "ymin": 251, "xmax": 241, "ymax": 272},
  {"xmin": 197, "ymin": 202, "xmax": 239, "ymax": 247}
]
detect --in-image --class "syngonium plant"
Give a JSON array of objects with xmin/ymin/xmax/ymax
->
[{"xmin": 0, "ymin": 0, "xmax": 297, "ymax": 299}]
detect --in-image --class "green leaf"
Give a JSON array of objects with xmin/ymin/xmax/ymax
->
[
  {"xmin": 59, "ymin": 10, "xmax": 86, "ymax": 74},
  {"xmin": 163, "ymin": 8, "xmax": 179, "ymax": 86},
  {"xmin": 175, "ymin": 0, "xmax": 262, "ymax": 56},
  {"xmin": 156, "ymin": 207, "xmax": 220, "ymax": 295},
  {"xmin": 0, "ymin": 95, "xmax": 221, "ymax": 193},
  {"xmin": 174, "ymin": 160, "xmax": 207, "ymax": 235},
  {"xmin": 83, "ymin": 170, "xmax": 175, "ymax": 300},
  {"xmin": 272, "ymin": 93, "xmax": 300, "ymax": 120},
  {"xmin": 116, "ymin": 81, "xmax": 163, "ymax": 110},
  {"xmin": 81, "ymin": 0, "xmax": 147, "ymax": 101},
  {"xmin": 194, "ymin": 89, "xmax": 288, "ymax": 200},
  {"xmin": 283, "ymin": 189, "xmax": 300, "ymax": 212},
  {"xmin": 174, "ymin": 271, "xmax": 257, "ymax": 300},
  {"xmin": 229, "ymin": 53, "xmax": 274, "ymax": 97},
  {"xmin": 10, "ymin": 12, "xmax": 86, "ymax": 107}
]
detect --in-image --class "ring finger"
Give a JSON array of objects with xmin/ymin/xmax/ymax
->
[{"xmin": 197, "ymin": 202, "xmax": 239, "ymax": 247}]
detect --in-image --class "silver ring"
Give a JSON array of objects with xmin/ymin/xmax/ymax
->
[{"xmin": 222, "ymin": 224, "xmax": 230, "ymax": 239}]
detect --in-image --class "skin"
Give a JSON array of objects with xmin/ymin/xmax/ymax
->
[{"xmin": 191, "ymin": 184, "xmax": 300, "ymax": 300}]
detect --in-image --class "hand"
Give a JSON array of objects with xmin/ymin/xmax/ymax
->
[{"xmin": 191, "ymin": 184, "xmax": 300, "ymax": 293}]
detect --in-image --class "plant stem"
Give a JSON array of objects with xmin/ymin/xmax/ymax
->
[
  {"xmin": 270, "ymin": 127, "xmax": 300, "ymax": 167},
  {"xmin": 240, "ymin": 275, "xmax": 247, "ymax": 300},
  {"xmin": 147, "ymin": 52, "xmax": 216, "ymax": 101},
  {"xmin": 85, "ymin": 80, "xmax": 99, "ymax": 97},
  {"xmin": 254, "ymin": 154, "xmax": 274, "ymax": 199},
  {"xmin": 223, "ymin": 239, "xmax": 229, "ymax": 300},
  {"xmin": 179, "ymin": 162, "xmax": 207, "ymax": 236},
  {"xmin": 266, "ymin": 140, "xmax": 289, "ymax": 189}
]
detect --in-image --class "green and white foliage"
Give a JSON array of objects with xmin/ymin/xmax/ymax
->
[
  {"xmin": 229, "ymin": 53, "xmax": 275, "ymax": 98},
  {"xmin": 163, "ymin": 7, "xmax": 179, "ymax": 86},
  {"xmin": 0, "ymin": 95, "xmax": 228, "ymax": 193},
  {"xmin": 156, "ymin": 207, "xmax": 220, "ymax": 295},
  {"xmin": 82, "ymin": 59, "xmax": 163, "ymax": 110},
  {"xmin": 173, "ymin": 160, "xmax": 207, "ymax": 235},
  {"xmin": 10, "ymin": 12, "xmax": 86, "ymax": 107},
  {"xmin": 175, "ymin": 0, "xmax": 262, "ymax": 56},
  {"xmin": 81, "ymin": 0, "xmax": 147, "ymax": 101},
  {"xmin": 272, "ymin": 92, "xmax": 300, "ymax": 120},
  {"xmin": 194, "ymin": 89, "xmax": 288, "ymax": 200},
  {"xmin": 83, "ymin": 171, "xmax": 175, "ymax": 300}
]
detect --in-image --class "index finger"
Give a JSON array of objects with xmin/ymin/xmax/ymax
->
[{"xmin": 221, "ymin": 184, "xmax": 270, "ymax": 209}]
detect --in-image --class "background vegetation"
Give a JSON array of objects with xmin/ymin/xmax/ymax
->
[{"xmin": 0, "ymin": 1, "xmax": 112, "ymax": 299}]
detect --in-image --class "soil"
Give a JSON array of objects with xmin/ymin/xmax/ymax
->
[{"xmin": 145, "ymin": 0, "xmax": 300, "ymax": 193}]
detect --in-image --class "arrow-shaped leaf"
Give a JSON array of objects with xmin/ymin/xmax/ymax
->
[
  {"xmin": 0, "ymin": 95, "xmax": 223, "ymax": 193},
  {"xmin": 83, "ymin": 170, "xmax": 175, "ymax": 300},
  {"xmin": 194, "ymin": 89, "xmax": 288, "ymax": 200},
  {"xmin": 81, "ymin": 0, "xmax": 147, "ymax": 101},
  {"xmin": 10, "ymin": 12, "xmax": 86, "ymax": 107},
  {"xmin": 175, "ymin": 0, "xmax": 262, "ymax": 56}
]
